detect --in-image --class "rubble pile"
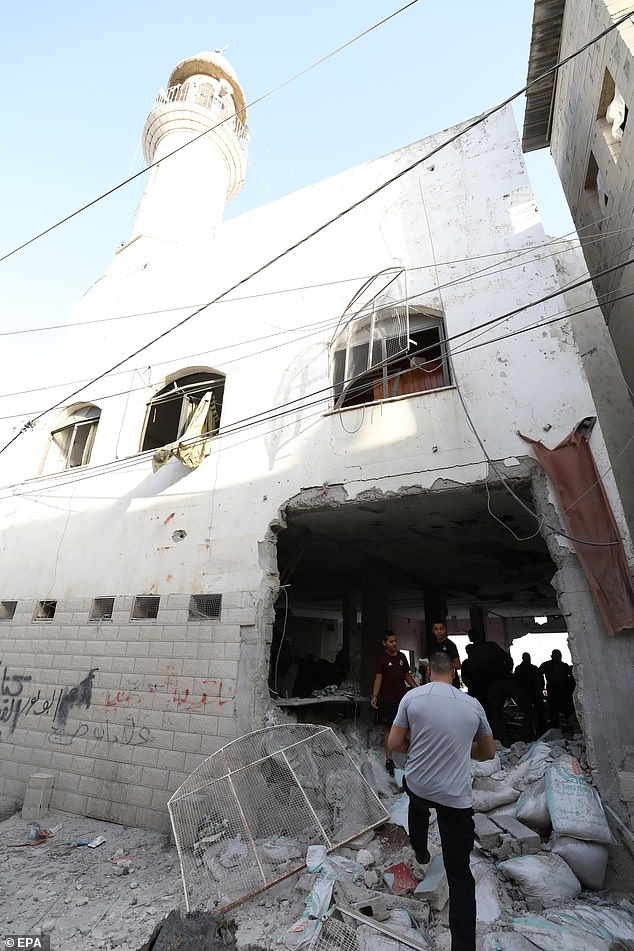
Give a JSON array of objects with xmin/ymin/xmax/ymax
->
[{"xmin": 0, "ymin": 725, "xmax": 632, "ymax": 951}]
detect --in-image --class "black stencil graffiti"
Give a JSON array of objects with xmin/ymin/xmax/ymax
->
[
  {"xmin": 0, "ymin": 661, "xmax": 33, "ymax": 737},
  {"xmin": 48, "ymin": 715, "xmax": 153, "ymax": 747},
  {"xmin": 54, "ymin": 668, "xmax": 99, "ymax": 728}
]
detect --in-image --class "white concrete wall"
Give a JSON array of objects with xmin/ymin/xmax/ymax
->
[{"xmin": 0, "ymin": 104, "xmax": 627, "ymax": 828}]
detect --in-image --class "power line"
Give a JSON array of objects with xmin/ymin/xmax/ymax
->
[
  {"xmin": 1, "ymin": 8, "xmax": 632, "ymax": 455},
  {"xmin": 0, "ymin": 1, "xmax": 418, "ymax": 268}
]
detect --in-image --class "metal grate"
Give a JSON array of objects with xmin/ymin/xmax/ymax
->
[
  {"xmin": 131, "ymin": 596, "xmax": 160, "ymax": 620},
  {"xmin": 89, "ymin": 597, "xmax": 115, "ymax": 621},
  {"xmin": 168, "ymin": 725, "xmax": 389, "ymax": 912},
  {"xmin": 34, "ymin": 600, "xmax": 57, "ymax": 621},
  {"xmin": 309, "ymin": 918, "xmax": 360, "ymax": 951},
  {"xmin": 189, "ymin": 594, "xmax": 222, "ymax": 620}
]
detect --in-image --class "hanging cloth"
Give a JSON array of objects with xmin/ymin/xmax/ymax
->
[{"xmin": 519, "ymin": 418, "xmax": 634, "ymax": 636}]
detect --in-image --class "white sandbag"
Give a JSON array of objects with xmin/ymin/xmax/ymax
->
[
  {"xmin": 545, "ymin": 759, "xmax": 613, "ymax": 843},
  {"xmin": 472, "ymin": 779, "xmax": 521, "ymax": 813},
  {"xmin": 548, "ymin": 901, "xmax": 634, "ymax": 945},
  {"xmin": 512, "ymin": 915, "xmax": 609, "ymax": 951},
  {"xmin": 483, "ymin": 934, "xmax": 536, "ymax": 951},
  {"xmin": 514, "ymin": 777, "xmax": 551, "ymax": 833},
  {"xmin": 472, "ymin": 754, "xmax": 501, "ymax": 777},
  {"xmin": 521, "ymin": 741, "xmax": 553, "ymax": 784},
  {"xmin": 497, "ymin": 853, "xmax": 581, "ymax": 904},
  {"xmin": 549, "ymin": 835, "xmax": 608, "ymax": 890}
]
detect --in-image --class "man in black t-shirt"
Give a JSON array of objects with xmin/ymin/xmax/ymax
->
[{"xmin": 427, "ymin": 621, "xmax": 461, "ymax": 689}]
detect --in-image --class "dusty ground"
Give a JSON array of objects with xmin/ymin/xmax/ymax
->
[{"xmin": 1, "ymin": 729, "xmax": 633, "ymax": 951}]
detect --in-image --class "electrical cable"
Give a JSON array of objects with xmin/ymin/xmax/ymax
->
[
  {"xmin": 0, "ymin": 1, "xmax": 419, "ymax": 268},
  {"xmin": 2, "ymin": 7, "xmax": 632, "ymax": 458}
]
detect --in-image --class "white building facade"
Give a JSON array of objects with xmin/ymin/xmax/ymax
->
[{"xmin": 1, "ymin": 52, "xmax": 633, "ymax": 831}]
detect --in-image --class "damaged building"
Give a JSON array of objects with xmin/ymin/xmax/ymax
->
[{"xmin": 0, "ymin": 49, "xmax": 633, "ymax": 836}]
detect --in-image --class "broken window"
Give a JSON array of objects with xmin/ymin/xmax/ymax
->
[
  {"xmin": 585, "ymin": 151, "xmax": 608, "ymax": 208},
  {"xmin": 34, "ymin": 600, "xmax": 56, "ymax": 621},
  {"xmin": 43, "ymin": 405, "xmax": 100, "ymax": 473},
  {"xmin": 0, "ymin": 601, "xmax": 17, "ymax": 621},
  {"xmin": 597, "ymin": 69, "xmax": 628, "ymax": 159},
  {"xmin": 141, "ymin": 372, "xmax": 223, "ymax": 453},
  {"xmin": 332, "ymin": 307, "xmax": 450, "ymax": 410},
  {"xmin": 188, "ymin": 594, "xmax": 222, "ymax": 620}
]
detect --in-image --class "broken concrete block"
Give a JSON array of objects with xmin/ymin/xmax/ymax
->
[
  {"xmin": 490, "ymin": 814, "xmax": 541, "ymax": 854},
  {"xmin": 363, "ymin": 869, "xmax": 380, "ymax": 888},
  {"xmin": 347, "ymin": 829, "xmax": 376, "ymax": 850},
  {"xmin": 474, "ymin": 813, "xmax": 502, "ymax": 850},
  {"xmin": 492, "ymin": 833, "xmax": 519, "ymax": 861},
  {"xmin": 351, "ymin": 895, "xmax": 390, "ymax": 921},
  {"xmin": 413, "ymin": 854, "xmax": 448, "ymax": 911},
  {"xmin": 357, "ymin": 848, "xmax": 374, "ymax": 868}
]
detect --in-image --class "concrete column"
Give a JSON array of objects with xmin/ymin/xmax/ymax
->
[
  {"xmin": 469, "ymin": 606, "xmax": 488, "ymax": 637},
  {"xmin": 531, "ymin": 472, "xmax": 634, "ymax": 829},
  {"xmin": 342, "ymin": 594, "xmax": 360, "ymax": 683},
  {"xmin": 361, "ymin": 569, "xmax": 388, "ymax": 697}
]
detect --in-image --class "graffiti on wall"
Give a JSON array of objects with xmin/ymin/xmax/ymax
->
[
  {"xmin": 0, "ymin": 660, "xmax": 232, "ymax": 744},
  {"xmin": 103, "ymin": 664, "xmax": 232, "ymax": 713}
]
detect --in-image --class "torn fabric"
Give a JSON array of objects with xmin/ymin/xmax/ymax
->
[
  {"xmin": 519, "ymin": 418, "xmax": 634, "ymax": 636},
  {"xmin": 152, "ymin": 392, "xmax": 214, "ymax": 472}
]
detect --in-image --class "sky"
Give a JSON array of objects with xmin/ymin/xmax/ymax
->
[{"xmin": 0, "ymin": 0, "xmax": 576, "ymax": 442}]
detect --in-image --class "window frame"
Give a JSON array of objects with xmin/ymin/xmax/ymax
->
[
  {"xmin": 140, "ymin": 371, "xmax": 224, "ymax": 453},
  {"xmin": 42, "ymin": 405, "xmax": 101, "ymax": 474}
]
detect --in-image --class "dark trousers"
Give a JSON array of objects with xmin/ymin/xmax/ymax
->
[{"xmin": 405, "ymin": 782, "xmax": 476, "ymax": 951}]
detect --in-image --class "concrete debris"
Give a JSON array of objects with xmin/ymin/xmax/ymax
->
[{"xmin": 0, "ymin": 728, "xmax": 632, "ymax": 951}]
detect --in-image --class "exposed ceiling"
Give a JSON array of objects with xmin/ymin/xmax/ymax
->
[{"xmin": 277, "ymin": 480, "xmax": 559, "ymax": 619}]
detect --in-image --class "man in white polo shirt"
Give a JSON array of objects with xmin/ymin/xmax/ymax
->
[{"xmin": 389, "ymin": 651, "xmax": 495, "ymax": 951}]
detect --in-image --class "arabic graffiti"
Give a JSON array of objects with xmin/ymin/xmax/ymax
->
[
  {"xmin": 55, "ymin": 667, "xmax": 99, "ymax": 728},
  {"xmin": 48, "ymin": 715, "xmax": 153, "ymax": 747},
  {"xmin": 103, "ymin": 667, "xmax": 232, "ymax": 713}
]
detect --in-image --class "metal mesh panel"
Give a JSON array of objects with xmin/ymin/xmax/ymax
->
[
  {"xmin": 168, "ymin": 725, "xmax": 388, "ymax": 912},
  {"xmin": 189, "ymin": 594, "xmax": 222, "ymax": 620},
  {"xmin": 309, "ymin": 918, "xmax": 360, "ymax": 951},
  {"xmin": 131, "ymin": 596, "xmax": 160, "ymax": 620},
  {"xmin": 89, "ymin": 597, "xmax": 115, "ymax": 621}
]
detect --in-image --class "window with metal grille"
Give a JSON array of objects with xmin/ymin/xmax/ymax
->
[
  {"xmin": 0, "ymin": 601, "xmax": 17, "ymax": 621},
  {"xmin": 141, "ymin": 372, "xmax": 224, "ymax": 452},
  {"xmin": 89, "ymin": 597, "xmax": 115, "ymax": 622},
  {"xmin": 34, "ymin": 600, "xmax": 57, "ymax": 621},
  {"xmin": 43, "ymin": 405, "xmax": 101, "ymax": 473},
  {"xmin": 188, "ymin": 594, "xmax": 222, "ymax": 620},
  {"xmin": 131, "ymin": 596, "xmax": 160, "ymax": 620},
  {"xmin": 332, "ymin": 307, "xmax": 449, "ymax": 409}
]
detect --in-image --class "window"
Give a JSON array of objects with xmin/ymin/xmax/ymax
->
[
  {"xmin": 89, "ymin": 597, "xmax": 115, "ymax": 622},
  {"xmin": 597, "ymin": 69, "xmax": 628, "ymax": 160},
  {"xmin": 332, "ymin": 309, "xmax": 450, "ymax": 410},
  {"xmin": 44, "ymin": 406, "xmax": 100, "ymax": 472},
  {"xmin": 141, "ymin": 372, "xmax": 224, "ymax": 452},
  {"xmin": 585, "ymin": 151, "xmax": 608, "ymax": 207},
  {"xmin": 131, "ymin": 596, "xmax": 160, "ymax": 620},
  {"xmin": 189, "ymin": 594, "xmax": 223, "ymax": 620},
  {"xmin": 34, "ymin": 600, "xmax": 57, "ymax": 621},
  {"xmin": 0, "ymin": 601, "xmax": 17, "ymax": 621}
]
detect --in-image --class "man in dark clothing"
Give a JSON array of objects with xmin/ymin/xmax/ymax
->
[
  {"xmin": 460, "ymin": 628, "xmax": 513, "ymax": 742},
  {"xmin": 513, "ymin": 652, "xmax": 546, "ymax": 738},
  {"xmin": 427, "ymin": 620, "xmax": 461, "ymax": 689},
  {"xmin": 540, "ymin": 649, "xmax": 575, "ymax": 728},
  {"xmin": 371, "ymin": 630, "xmax": 417, "ymax": 775}
]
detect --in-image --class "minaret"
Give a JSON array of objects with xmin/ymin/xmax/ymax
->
[{"xmin": 128, "ymin": 50, "xmax": 248, "ymax": 244}]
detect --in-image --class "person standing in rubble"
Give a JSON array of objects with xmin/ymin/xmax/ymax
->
[
  {"xmin": 427, "ymin": 620, "xmax": 462, "ymax": 689},
  {"xmin": 371, "ymin": 630, "xmax": 417, "ymax": 777},
  {"xmin": 513, "ymin": 651, "xmax": 547, "ymax": 738},
  {"xmin": 389, "ymin": 651, "xmax": 495, "ymax": 951},
  {"xmin": 460, "ymin": 628, "xmax": 513, "ymax": 743},
  {"xmin": 540, "ymin": 649, "xmax": 575, "ymax": 729}
]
